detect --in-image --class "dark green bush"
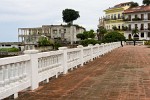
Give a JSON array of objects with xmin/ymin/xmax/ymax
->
[
  {"xmin": 38, "ymin": 36, "xmax": 54, "ymax": 47},
  {"xmin": 144, "ymin": 41, "xmax": 150, "ymax": 45},
  {"xmin": 0, "ymin": 47, "xmax": 20, "ymax": 52},
  {"xmin": 54, "ymin": 42, "xmax": 62, "ymax": 50},
  {"xmin": 80, "ymin": 39, "xmax": 101, "ymax": 46},
  {"xmin": 102, "ymin": 31, "xmax": 125, "ymax": 43}
]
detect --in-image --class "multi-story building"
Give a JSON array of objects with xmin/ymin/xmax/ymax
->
[
  {"xmin": 123, "ymin": 6, "xmax": 150, "ymax": 40},
  {"xmin": 99, "ymin": 2, "xmax": 132, "ymax": 30},
  {"xmin": 18, "ymin": 24, "xmax": 85, "ymax": 50}
]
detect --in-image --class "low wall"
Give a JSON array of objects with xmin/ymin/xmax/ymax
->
[{"xmin": 0, "ymin": 42, "xmax": 121, "ymax": 99}]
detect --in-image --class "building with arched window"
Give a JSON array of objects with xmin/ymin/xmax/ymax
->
[{"xmin": 123, "ymin": 6, "xmax": 150, "ymax": 40}]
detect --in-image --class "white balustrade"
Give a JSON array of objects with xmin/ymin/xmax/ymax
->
[
  {"xmin": 0, "ymin": 55, "xmax": 30, "ymax": 99},
  {"xmin": 0, "ymin": 42, "xmax": 122, "ymax": 99},
  {"xmin": 67, "ymin": 48, "xmax": 81, "ymax": 70},
  {"xmin": 83, "ymin": 47, "xmax": 92, "ymax": 63}
]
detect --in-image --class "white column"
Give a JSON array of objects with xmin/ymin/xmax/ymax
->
[
  {"xmin": 24, "ymin": 50, "xmax": 39, "ymax": 90},
  {"xmin": 58, "ymin": 47, "xmax": 68, "ymax": 74},
  {"xmin": 77, "ymin": 45, "xmax": 84, "ymax": 66}
]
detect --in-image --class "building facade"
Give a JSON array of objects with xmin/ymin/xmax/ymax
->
[
  {"xmin": 123, "ymin": 6, "xmax": 150, "ymax": 40},
  {"xmin": 18, "ymin": 24, "xmax": 85, "ymax": 50},
  {"xmin": 99, "ymin": 2, "xmax": 132, "ymax": 30}
]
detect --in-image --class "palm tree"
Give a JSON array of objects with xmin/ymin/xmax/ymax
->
[
  {"xmin": 132, "ymin": 28, "xmax": 139, "ymax": 40},
  {"xmin": 97, "ymin": 26, "xmax": 107, "ymax": 41}
]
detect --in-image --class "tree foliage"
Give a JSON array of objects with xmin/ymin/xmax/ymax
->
[
  {"xmin": 102, "ymin": 31, "xmax": 125, "ymax": 43},
  {"xmin": 76, "ymin": 30, "xmax": 95, "ymax": 40},
  {"xmin": 112, "ymin": 26, "xmax": 118, "ymax": 30},
  {"xmin": 76, "ymin": 33, "xmax": 86, "ymax": 40},
  {"xmin": 143, "ymin": 0, "xmax": 150, "ymax": 5},
  {"xmin": 38, "ymin": 36, "xmax": 54, "ymax": 47},
  {"xmin": 130, "ymin": 2, "xmax": 139, "ymax": 8},
  {"xmin": 62, "ymin": 9, "xmax": 80, "ymax": 24},
  {"xmin": 132, "ymin": 28, "xmax": 139, "ymax": 36},
  {"xmin": 97, "ymin": 26, "xmax": 107, "ymax": 41},
  {"xmin": 80, "ymin": 39, "xmax": 100, "ymax": 46}
]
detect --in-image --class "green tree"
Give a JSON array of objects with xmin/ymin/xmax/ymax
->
[
  {"xmin": 97, "ymin": 26, "xmax": 107, "ymax": 41},
  {"xmin": 112, "ymin": 26, "xmax": 118, "ymax": 30},
  {"xmin": 38, "ymin": 36, "xmax": 54, "ymax": 47},
  {"xmin": 103, "ymin": 31, "xmax": 125, "ymax": 43},
  {"xmin": 76, "ymin": 33, "xmax": 86, "ymax": 40},
  {"xmin": 77, "ymin": 30, "xmax": 95, "ymax": 40},
  {"xmin": 143, "ymin": 0, "xmax": 150, "ymax": 5},
  {"xmin": 132, "ymin": 28, "xmax": 139, "ymax": 40},
  {"xmin": 62, "ymin": 9, "xmax": 80, "ymax": 25},
  {"xmin": 87, "ymin": 30, "xmax": 95, "ymax": 39},
  {"xmin": 130, "ymin": 2, "xmax": 139, "ymax": 8},
  {"xmin": 80, "ymin": 39, "xmax": 100, "ymax": 46}
]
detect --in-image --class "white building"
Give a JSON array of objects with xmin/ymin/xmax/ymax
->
[
  {"xmin": 123, "ymin": 6, "xmax": 150, "ymax": 40},
  {"xmin": 0, "ymin": 42, "xmax": 24, "ymax": 51},
  {"xmin": 18, "ymin": 24, "xmax": 85, "ymax": 50}
]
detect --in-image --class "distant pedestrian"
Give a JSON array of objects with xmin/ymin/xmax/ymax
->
[
  {"xmin": 133, "ymin": 40, "xmax": 136, "ymax": 46},
  {"xmin": 121, "ymin": 41, "xmax": 123, "ymax": 47}
]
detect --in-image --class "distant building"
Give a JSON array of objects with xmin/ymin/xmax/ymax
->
[
  {"xmin": 99, "ymin": 2, "xmax": 132, "ymax": 30},
  {"xmin": 0, "ymin": 42, "xmax": 24, "ymax": 50},
  {"xmin": 18, "ymin": 24, "xmax": 85, "ymax": 50},
  {"xmin": 123, "ymin": 6, "xmax": 150, "ymax": 40}
]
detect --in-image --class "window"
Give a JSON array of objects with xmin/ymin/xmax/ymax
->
[
  {"xmin": 111, "ymin": 15, "xmax": 113, "ymax": 19},
  {"xmin": 148, "ymin": 23, "xmax": 150, "ymax": 30},
  {"xmin": 53, "ymin": 30, "xmax": 57, "ymax": 34},
  {"xmin": 128, "ymin": 15, "xmax": 131, "ymax": 21},
  {"xmin": 141, "ymin": 24, "xmax": 144, "ymax": 30},
  {"xmin": 118, "ymin": 14, "xmax": 120, "ymax": 19},
  {"xmin": 64, "ymin": 29, "xmax": 66, "ymax": 33},
  {"xmin": 141, "ymin": 14, "xmax": 144, "ymax": 20},
  {"xmin": 118, "ymin": 26, "xmax": 120, "ymax": 30},
  {"xmin": 148, "ymin": 32, "xmax": 150, "ymax": 37},
  {"xmin": 114, "ymin": 14, "xmax": 116, "ymax": 20},
  {"xmin": 148, "ymin": 13, "xmax": 150, "ymax": 20},
  {"xmin": 141, "ymin": 32, "xmax": 144, "ymax": 38},
  {"xmin": 129, "ymin": 24, "xmax": 131, "ymax": 30},
  {"xmin": 135, "ymin": 24, "xmax": 138, "ymax": 29}
]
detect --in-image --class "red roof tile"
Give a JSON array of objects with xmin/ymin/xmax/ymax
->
[{"xmin": 123, "ymin": 6, "xmax": 150, "ymax": 14}]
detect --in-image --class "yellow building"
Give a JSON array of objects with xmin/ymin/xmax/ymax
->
[{"xmin": 102, "ymin": 2, "xmax": 132, "ymax": 30}]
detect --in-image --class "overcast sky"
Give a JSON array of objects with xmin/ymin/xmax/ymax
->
[{"xmin": 0, "ymin": 0, "xmax": 142, "ymax": 42}]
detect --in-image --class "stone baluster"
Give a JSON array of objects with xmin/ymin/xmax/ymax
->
[{"xmin": 0, "ymin": 66, "xmax": 4, "ymax": 90}]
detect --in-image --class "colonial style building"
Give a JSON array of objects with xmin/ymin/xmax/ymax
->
[
  {"xmin": 123, "ymin": 6, "xmax": 150, "ymax": 40},
  {"xmin": 98, "ymin": 2, "xmax": 132, "ymax": 30},
  {"xmin": 18, "ymin": 24, "xmax": 85, "ymax": 50}
]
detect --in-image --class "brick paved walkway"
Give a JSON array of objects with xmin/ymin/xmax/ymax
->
[{"xmin": 17, "ymin": 45, "xmax": 150, "ymax": 100}]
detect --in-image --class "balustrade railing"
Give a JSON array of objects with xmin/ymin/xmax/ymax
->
[{"xmin": 0, "ymin": 42, "xmax": 121, "ymax": 99}]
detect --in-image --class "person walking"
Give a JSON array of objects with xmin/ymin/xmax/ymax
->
[
  {"xmin": 133, "ymin": 40, "xmax": 136, "ymax": 46},
  {"xmin": 121, "ymin": 41, "xmax": 123, "ymax": 47}
]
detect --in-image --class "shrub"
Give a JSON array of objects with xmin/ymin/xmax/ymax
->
[
  {"xmin": 53, "ymin": 42, "xmax": 62, "ymax": 50},
  {"xmin": 80, "ymin": 39, "xmax": 100, "ymax": 46},
  {"xmin": 38, "ymin": 36, "xmax": 54, "ymax": 47},
  {"xmin": 102, "ymin": 31, "xmax": 125, "ymax": 43},
  {"xmin": 144, "ymin": 41, "xmax": 150, "ymax": 45},
  {"xmin": 0, "ymin": 47, "xmax": 20, "ymax": 52}
]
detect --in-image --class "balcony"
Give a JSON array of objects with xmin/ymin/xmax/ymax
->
[
  {"xmin": 123, "ymin": 17, "xmax": 150, "ymax": 22},
  {"xmin": 104, "ymin": 17, "xmax": 123, "ymax": 21},
  {"xmin": 132, "ymin": 17, "xmax": 142, "ymax": 21}
]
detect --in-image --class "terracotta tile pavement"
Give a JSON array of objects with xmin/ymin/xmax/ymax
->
[{"xmin": 16, "ymin": 45, "xmax": 150, "ymax": 100}]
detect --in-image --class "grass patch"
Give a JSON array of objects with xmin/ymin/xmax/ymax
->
[{"xmin": 0, "ymin": 47, "xmax": 20, "ymax": 52}]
